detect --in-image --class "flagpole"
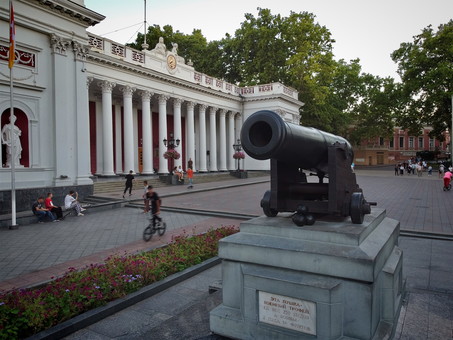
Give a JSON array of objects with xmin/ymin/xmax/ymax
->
[
  {"xmin": 9, "ymin": 0, "xmax": 17, "ymax": 228},
  {"xmin": 10, "ymin": 65, "xmax": 16, "ymax": 228}
]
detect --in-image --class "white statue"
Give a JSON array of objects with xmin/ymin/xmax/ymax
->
[
  {"xmin": 171, "ymin": 43, "xmax": 178, "ymax": 55},
  {"xmin": 152, "ymin": 37, "xmax": 167, "ymax": 56},
  {"xmin": 1, "ymin": 114, "xmax": 23, "ymax": 168}
]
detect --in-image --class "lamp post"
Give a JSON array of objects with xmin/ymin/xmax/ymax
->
[
  {"xmin": 163, "ymin": 133, "xmax": 180, "ymax": 172},
  {"xmin": 233, "ymin": 139, "xmax": 242, "ymax": 172}
]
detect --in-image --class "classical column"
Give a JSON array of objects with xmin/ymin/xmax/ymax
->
[
  {"xmin": 98, "ymin": 80, "xmax": 116, "ymax": 176},
  {"xmin": 173, "ymin": 98, "xmax": 183, "ymax": 169},
  {"xmin": 158, "ymin": 94, "xmax": 169, "ymax": 174},
  {"xmin": 95, "ymin": 99, "xmax": 103, "ymax": 175},
  {"xmin": 228, "ymin": 111, "xmax": 236, "ymax": 170},
  {"xmin": 198, "ymin": 104, "xmax": 208, "ymax": 172},
  {"xmin": 114, "ymin": 100, "xmax": 123, "ymax": 174},
  {"xmin": 141, "ymin": 91, "xmax": 153, "ymax": 174},
  {"xmin": 74, "ymin": 46, "xmax": 92, "ymax": 184},
  {"xmin": 209, "ymin": 106, "xmax": 218, "ymax": 171},
  {"xmin": 186, "ymin": 101, "xmax": 196, "ymax": 171},
  {"xmin": 219, "ymin": 109, "xmax": 227, "ymax": 171},
  {"xmin": 120, "ymin": 85, "xmax": 136, "ymax": 173}
]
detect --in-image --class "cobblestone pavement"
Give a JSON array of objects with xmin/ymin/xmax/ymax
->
[{"xmin": 1, "ymin": 169, "xmax": 452, "ymax": 339}]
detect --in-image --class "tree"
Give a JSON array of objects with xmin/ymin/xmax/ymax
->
[{"xmin": 391, "ymin": 20, "xmax": 453, "ymax": 139}]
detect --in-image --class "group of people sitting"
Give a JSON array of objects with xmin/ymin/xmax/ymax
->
[{"xmin": 31, "ymin": 190, "xmax": 86, "ymax": 223}]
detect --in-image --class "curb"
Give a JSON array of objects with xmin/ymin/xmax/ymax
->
[{"xmin": 27, "ymin": 257, "xmax": 221, "ymax": 340}]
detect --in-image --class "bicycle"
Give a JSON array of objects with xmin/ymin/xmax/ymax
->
[{"xmin": 143, "ymin": 214, "xmax": 167, "ymax": 241}]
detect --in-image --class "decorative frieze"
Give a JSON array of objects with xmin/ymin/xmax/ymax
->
[
  {"xmin": 216, "ymin": 79, "xmax": 223, "ymax": 88},
  {"xmin": 242, "ymin": 87, "xmax": 255, "ymax": 95},
  {"xmin": 205, "ymin": 76, "xmax": 213, "ymax": 86},
  {"xmin": 194, "ymin": 72, "xmax": 202, "ymax": 82},
  {"xmin": 259, "ymin": 84, "xmax": 273, "ymax": 92},
  {"xmin": 0, "ymin": 45, "xmax": 35, "ymax": 68}
]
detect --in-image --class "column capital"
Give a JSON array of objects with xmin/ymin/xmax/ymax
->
[
  {"xmin": 158, "ymin": 94, "xmax": 170, "ymax": 105},
  {"xmin": 209, "ymin": 106, "xmax": 218, "ymax": 115},
  {"xmin": 86, "ymin": 77, "xmax": 94, "ymax": 89},
  {"xmin": 119, "ymin": 85, "xmax": 136, "ymax": 97},
  {"xmin": 72, "ymin": 41, "xmax": 89, "ymax": 61},
  {"xmin": 140, "ymin": 90, "xmax": 153, "ymax": 101},
  {"xmin": 219, "ymin": 109, "xmax": 227, "ymax": 117},
  {"xmin": 50, "ymin": 33, "xmax": 70, "ymax": 55},
  {"xmin": 199, "ymin": 104, "xmax": 207, "ymax": 112},
  {"xmin": 98, "ymin": 80, "xmax": 116, "ymax": 93},
  {"xmin": 173, "ymin": 97, "xmax": 184, "ymax": 108},
  {"xmin": 229, "ymin": 111, "xmax": 237, "ymax": 118},
  {"xmin": 186, "ymin": 101, "xmax": 196, "ymax": 110}
]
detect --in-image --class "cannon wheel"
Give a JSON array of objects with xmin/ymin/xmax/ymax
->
[
  {"xmin": 261, "ymin": 190, "xmax": 278, "ymax": 217},
  {"xmin": 350, "ymin": 192, "xmax": 365, "ymax": 224}
]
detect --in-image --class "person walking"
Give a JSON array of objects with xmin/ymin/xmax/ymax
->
[
  {"xmin": 45, "ymin": 192, "xmax": 63, "ymax": 220},
  {"xmin": 187, "ymin": 167, "xmax": 194, "ymax": 189},
  {"xmin": 123, "ymin": 170, "xmax": 135, "ymax": 198}
]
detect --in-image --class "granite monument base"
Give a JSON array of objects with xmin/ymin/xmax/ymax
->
[{"xmin": 210, "ymin": 208, "xmax": 403, "ymax": 340}]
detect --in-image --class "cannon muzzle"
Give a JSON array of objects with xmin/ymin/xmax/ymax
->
[{"xmin": 240, "ymin": 110, "xmax": 353, "ymax": 173}]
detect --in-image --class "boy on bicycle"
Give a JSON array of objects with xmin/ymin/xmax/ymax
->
[{"xmin": 146, "ymin": 185, "xmax": 162, "ymax": 227}]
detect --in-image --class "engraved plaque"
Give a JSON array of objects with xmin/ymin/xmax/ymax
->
[{"xmin": 258, "ymin": 291, "xmax": 316, "ymax": 335}]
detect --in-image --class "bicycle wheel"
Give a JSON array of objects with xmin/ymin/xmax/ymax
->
[
  {"xmin": 157, "ymin": 221, "xmax": 167, "ymax": 236},
  {"xmin": 143, "ymin": 225, "xmax": 154, "ymax": 242}
]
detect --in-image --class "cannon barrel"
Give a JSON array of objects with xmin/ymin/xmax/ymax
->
[{"xmin": 240, "ymin": 110, "xmax": 353, "ymax": 172}]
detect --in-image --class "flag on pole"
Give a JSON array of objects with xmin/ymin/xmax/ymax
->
[{"xmin": 8, "ymin": 0, "xmax": 15, "ymax": 69}]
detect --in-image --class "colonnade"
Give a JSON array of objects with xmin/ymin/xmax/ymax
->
[{"xmin": 92, "ymin": 79, "xmax": 242, "ymax": 176}]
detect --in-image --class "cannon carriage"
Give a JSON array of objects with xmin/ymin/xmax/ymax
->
[{"xmin": 241, "ymin": 110, "xmax": 373, "ymax": 226}]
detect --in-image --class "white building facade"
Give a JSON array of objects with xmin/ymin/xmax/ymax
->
[{"xmin": 0, "ymin": 0, "xmax": 302, "ymax": 212}]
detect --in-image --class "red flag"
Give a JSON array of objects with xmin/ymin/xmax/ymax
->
[{"xmin": 8, "ymin": 0, "xmax": 15, "ymax": 69}]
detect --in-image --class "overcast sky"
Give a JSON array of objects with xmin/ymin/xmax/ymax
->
[{"xmin": 85, "ymin": 0, "xmax": 453, "ymax": 80}]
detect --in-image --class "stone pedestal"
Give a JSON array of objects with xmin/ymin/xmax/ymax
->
[{"xmin": 210, "ymin": 208, "xmax": 403, "ymax": 340}]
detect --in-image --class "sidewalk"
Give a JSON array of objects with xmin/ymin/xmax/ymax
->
[{"xmin": 1, "ymin": 169, "xmax": 452, "ymax": 339}]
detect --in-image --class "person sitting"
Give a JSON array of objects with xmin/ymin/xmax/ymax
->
[
  {"xmin": 173, "ymin": 166, "xmax": 183, "ymax": 181},
  {"xmin": 45, "ymin": 192, "xmax": 63, "ymax": 220},
  {"xmin": 64, "ymin": 190, "xmax": 85, "ymax": 216},
  {"xmin": 32, "ymin": 197, "xmax": 57, "ymax": 223}
]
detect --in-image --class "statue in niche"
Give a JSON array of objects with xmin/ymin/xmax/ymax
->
[
  {"xmin": 152, "ymin": 37, "xmax": 167, "ymax": 56},
  {"xmin": 1, "ymin": 114, "xmax": 23, "ymax": 168}
]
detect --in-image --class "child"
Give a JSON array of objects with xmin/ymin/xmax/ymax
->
[{"xmin": 187, "ymin": 167, "xmax": 194, "ymax": 189}]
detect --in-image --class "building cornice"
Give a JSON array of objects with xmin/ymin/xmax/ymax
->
[
  {"xmin": 29, "ymin": 0, "xmax": 105, "ymax": 27},
  {"xmin": 86, "ymin": 52, "xmax": 243, "ymax": 103}
]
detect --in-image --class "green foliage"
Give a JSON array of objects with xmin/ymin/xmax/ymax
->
[
  {"xmin": 0, "ymin": 227, "xmax": 237, "ymax": 339},
  {"xmin": 391, "ymin": 20, "xmax": 453, "ymax": 139}
]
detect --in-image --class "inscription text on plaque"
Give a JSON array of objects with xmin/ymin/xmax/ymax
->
[{"xmin": 258, "ymin": 291, "xmax": 316, "ymax": 335}]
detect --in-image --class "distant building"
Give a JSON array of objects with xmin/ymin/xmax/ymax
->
[{"xmin": 353, "ymin": 127, "xmax": 451, "ymax": 166}]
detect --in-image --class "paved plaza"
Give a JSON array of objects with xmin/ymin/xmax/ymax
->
[{"xmin": 0, "ymin": 169, "xmax": 452, "ymax": 339}]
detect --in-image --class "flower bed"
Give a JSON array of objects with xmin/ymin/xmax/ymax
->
[{"xmin": 0, "ymin": 226, "xmax": 237, "ymax": 339}]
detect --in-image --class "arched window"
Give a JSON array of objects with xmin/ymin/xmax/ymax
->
[{"xmin": 1, "ymin": 108, "xmax": 29, "ymax": 168}]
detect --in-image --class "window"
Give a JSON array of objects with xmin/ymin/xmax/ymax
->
[
  {"xmin": 409, "ymin": 137, "xmax": 414, "ymax": 148},
  {"xmin": 418, "ymin": 137, "xmax": 423, "ymax": 149},
  {"xmin": 389, "ymin": 138, "xmax": 394, "ymax": 148},
  {"xmin": 379, "ymin": 137, "xmax": 384, "ymax": 146},
  {"xmin": 429, "ymin": 138, "xmax": 434, "ymax": 150},
  {"xmin": 399, "ymin": 136, "xmax": 404, "ymax": 148}
]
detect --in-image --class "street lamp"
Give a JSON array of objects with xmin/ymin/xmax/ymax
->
[
  {"xmin": 233, "ymin": 138, "xmax": 242, "ymax": 171},
  {"xmin": 163, "ymin": 133, "xmax": 180, "ymax": 172}
]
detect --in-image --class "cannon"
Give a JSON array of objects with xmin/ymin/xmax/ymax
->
[{"xmin": 241, "ymin": 110, "xmax": 373, "ymax": 226}]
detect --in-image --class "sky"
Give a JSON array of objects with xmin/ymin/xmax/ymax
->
[{"xmin": 85, "ymin": 0, "xmax": 453, "ymax": 80}]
